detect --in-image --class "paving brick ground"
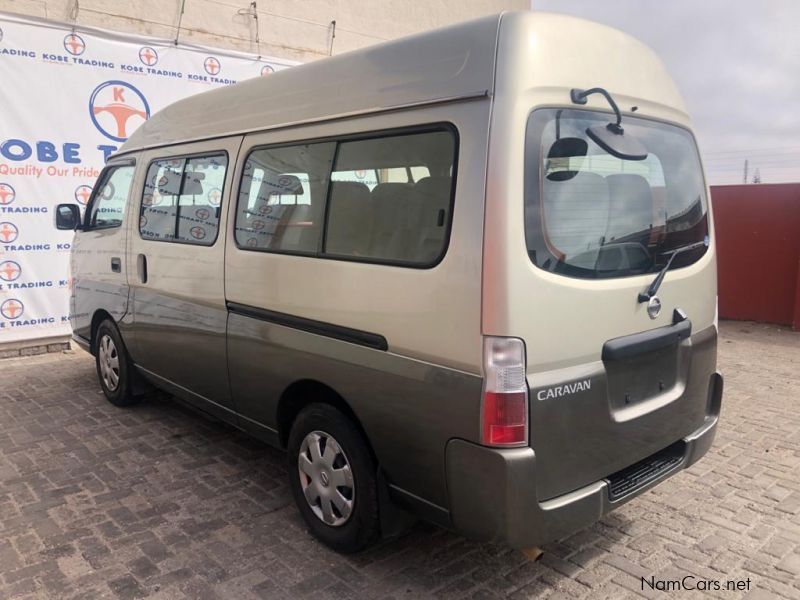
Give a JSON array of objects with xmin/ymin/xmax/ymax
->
[{"xmin": 0, "ymin": 321, "xmax": 798, "ymax": 599}]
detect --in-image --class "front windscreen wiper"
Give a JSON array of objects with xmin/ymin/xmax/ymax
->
[{"xmin": 637, "ymin": 237, "xmax": 709, "ymax": 303}]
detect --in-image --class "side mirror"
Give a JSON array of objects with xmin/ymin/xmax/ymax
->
[{"xmin": 55, "ymin": 203, "xmax": 82, "ymax": 230}]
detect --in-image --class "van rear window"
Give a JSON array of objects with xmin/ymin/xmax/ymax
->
[{"xmin": 524, "ymin": 109, "xmax": 709, "ymax": 279}]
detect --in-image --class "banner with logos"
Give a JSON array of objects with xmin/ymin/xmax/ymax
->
[{"xmin": 0, "ymin": 12, "xmax": 294, "ymax": 345}]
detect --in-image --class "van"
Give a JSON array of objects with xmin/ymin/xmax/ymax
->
[{"xmin": 55, "ymin": 11, "xmax": 723, "ymax": 553}]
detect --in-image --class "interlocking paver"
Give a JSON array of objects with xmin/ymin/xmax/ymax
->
[{"xmin": 0, "ymin": 321, "xmax": 798, "ymax": 599}]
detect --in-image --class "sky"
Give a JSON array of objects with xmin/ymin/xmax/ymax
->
[{"xmin": 532, "ymin": 0, "xmax": 800, "ymax": 185}]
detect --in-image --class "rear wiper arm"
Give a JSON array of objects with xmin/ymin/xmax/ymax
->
[{"xmin": 637, "ymin": 237, "xmax": 709, "ymax": 303}]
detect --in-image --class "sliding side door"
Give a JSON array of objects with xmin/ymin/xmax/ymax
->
[{"xmin": 127, "ymin": 137, "xmax": 243, "ymax": 419}]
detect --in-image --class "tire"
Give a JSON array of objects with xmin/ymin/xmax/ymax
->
[
  {"xmin": 94, "ymin": 319, "xmax": 141, "ymax": 407},
  {"xmin": 287, "ymin": 403, "xmax": 379, "ymax": 553}
]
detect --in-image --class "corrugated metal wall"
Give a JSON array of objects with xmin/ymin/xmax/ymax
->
[{"xmin": 711, "ymin": 184, "xmax": 800, "ymax": 329}]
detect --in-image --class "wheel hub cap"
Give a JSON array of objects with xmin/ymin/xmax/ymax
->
[
  {"xmin": 98, "ymin": 334, "xmax": 120, "ymax": 392},
  {"xmin": 298, "ymin": 431, "xmax": 354, "ymax": 527}
]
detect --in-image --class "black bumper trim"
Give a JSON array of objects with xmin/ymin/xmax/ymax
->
[
  {"xmin": 602, "ymin": 319, "xmax": 692, "ymax": 361},
  {"xmin": 605, "ymin": 440, "xmax": 685, "ymax": 501}
]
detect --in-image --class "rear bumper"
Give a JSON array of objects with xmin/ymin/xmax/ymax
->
[{"xmin": 445, "ymin": 372, "xmax": 722, "ymax": 548}]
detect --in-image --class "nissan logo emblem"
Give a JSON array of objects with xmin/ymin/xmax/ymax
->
[{"xmin": 647, "ymin": 295, "xmax": 662, "ymax": 320}]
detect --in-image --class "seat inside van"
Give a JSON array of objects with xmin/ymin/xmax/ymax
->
[
  {"xmin": 324, "ymin": 176, "xmax": 452, "ymax": 263},
  {"xmin": 409, "ymin": 176, "xmax": 451, "ymax": 263},
  {"xmin": 542, "ymin": 170, "xmax": 610, "ymax": 268},
  {"xmin": 325, "ymin": 181, "xmax": 372, "ymax": 256},
  {"xmin": 368, "ymin": 182, "xmax": 413, "ymax": 258},
  {"xmin": 235, "ymin": 173, "xmax": 319, "ymax": 251},
  {"xmin": 605, "ymin": 174, "xmax": 655, "ymax": 243}
]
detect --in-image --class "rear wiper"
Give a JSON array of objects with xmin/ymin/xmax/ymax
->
[{"xmin": 637, "ymin": 237, "xmax": 709, "ymax": 303}]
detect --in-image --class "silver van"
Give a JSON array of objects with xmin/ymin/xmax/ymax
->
[{"xmin": 55, "ymin": 11, "xmax": 723, "ymax": 553}]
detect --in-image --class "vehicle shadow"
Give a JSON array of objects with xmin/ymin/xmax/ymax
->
[{"xmin": 124, "ymin": 386, "xmax": 628, "ymax": 598}]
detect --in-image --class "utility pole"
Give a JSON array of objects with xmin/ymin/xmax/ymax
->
[
  {"xmin": 752, "ymin": 168, "xmax": 761, "ymax": 184},
  {"xmin": 743, "ymin": 159, "xmax": 749, "ymax": 184}
]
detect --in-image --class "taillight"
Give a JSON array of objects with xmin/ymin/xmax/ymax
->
[{"xmin": 481, "ymin": 337, "xmax": 528, "ymax": 447}]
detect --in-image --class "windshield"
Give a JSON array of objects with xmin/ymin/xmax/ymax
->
[{"xmin": 524, "ymin": 109, "xmax": 709, "ymax": 279}]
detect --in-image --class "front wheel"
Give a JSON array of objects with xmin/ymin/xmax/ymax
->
[
  {"xmin": 94, "ymin": 319, "xmax": 141, "ymax": 407},
  {"xmin": 287, "ymin": 404, "xmax": 379, "ymax": 553}
]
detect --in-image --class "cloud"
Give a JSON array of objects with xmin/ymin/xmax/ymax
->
[{"xmin": 531, "ymin": 0, "xmax": 800, "ymax": 184}]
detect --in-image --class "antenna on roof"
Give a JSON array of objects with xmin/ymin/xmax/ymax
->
[
  {"xmin": 67, "ymin": 0, "xmax": 80, "ymax": 32},
  {"xmin": 329, "ymin": 20, "xmax": 337, "ymax": 56},
  {"xmin": 237, "ymin": 2, "xmax": 260, "ymax": 54},
  {"xmin": 175, "ymin": 0, "xmax": 187, "ymax": 46}
]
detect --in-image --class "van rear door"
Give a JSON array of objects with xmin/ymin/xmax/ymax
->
[{"xmin": 488, "ymin": 108, "xmax": 718, "ymax": 501}]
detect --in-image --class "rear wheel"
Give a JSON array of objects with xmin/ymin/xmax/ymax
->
[
  {"xmin": 287, "ymin": 404, "xmax": 379, "ymax": 553},
  {"xmin": 94, "ymin": 319, "xmax": 141, "ymax": 407}
]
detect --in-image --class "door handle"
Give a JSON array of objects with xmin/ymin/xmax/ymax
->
[
  {"xmin": 137, "ymin": 253, "xmax": 148, "ymax": 284},
  {"xmin": 110, "ymin": 257, "xmax": 121, "ymax": 273}
]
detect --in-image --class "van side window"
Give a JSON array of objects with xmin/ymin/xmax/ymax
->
[
  {"xmin": 325, "ymin": 130, "xmax": 454, "ymax": 265},
  {"xmin": 234, "ymin": 128, "xmax": 456, "ymax": 266},
  {"xmin": 87, "ymin": 165, "xmax": 135, "ymax": 229},
  {"xmin": 140, "ymin": 154, "xmax": 228, "ymax": 245},
  {"xmin": 235, "ymin": 143, "xmax": 335, "ymax": 252}
]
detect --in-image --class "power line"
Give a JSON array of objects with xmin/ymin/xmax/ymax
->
[
  {"xmin": 703, "ymin": 146, "xmax": 800, "ymax": 156},
  {"xmin": 705, "ymin": 157, "xmax": 800, "ymax": 166},
  {"xmin": 704, "ymin": 165, "xmax": 800, "ymax": 172},
  {"xmin": 705, "ymin": 151, "xmax": 800, "ymax": 159},
  {"xmin": 204, "ymin": 0, "xmax": 389, "ymax": 41}
]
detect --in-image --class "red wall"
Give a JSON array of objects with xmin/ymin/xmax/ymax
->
[{"xmin": 711, "ymin": 184, "xmax": 800, "ymax": 329}]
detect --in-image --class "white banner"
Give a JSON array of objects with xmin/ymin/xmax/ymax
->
[{"xmin": 0, "ymin": 12, "xmax": 294, "ymax": 344}]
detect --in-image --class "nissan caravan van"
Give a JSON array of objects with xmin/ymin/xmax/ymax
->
[{"xmin": 56, "ymin": 12, "xmax": 723, "ymax": 553}]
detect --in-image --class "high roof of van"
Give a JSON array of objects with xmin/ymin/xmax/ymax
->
[{"xmin": 119, "ymin": 11, "xmax": 687, "ymax": 155}]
